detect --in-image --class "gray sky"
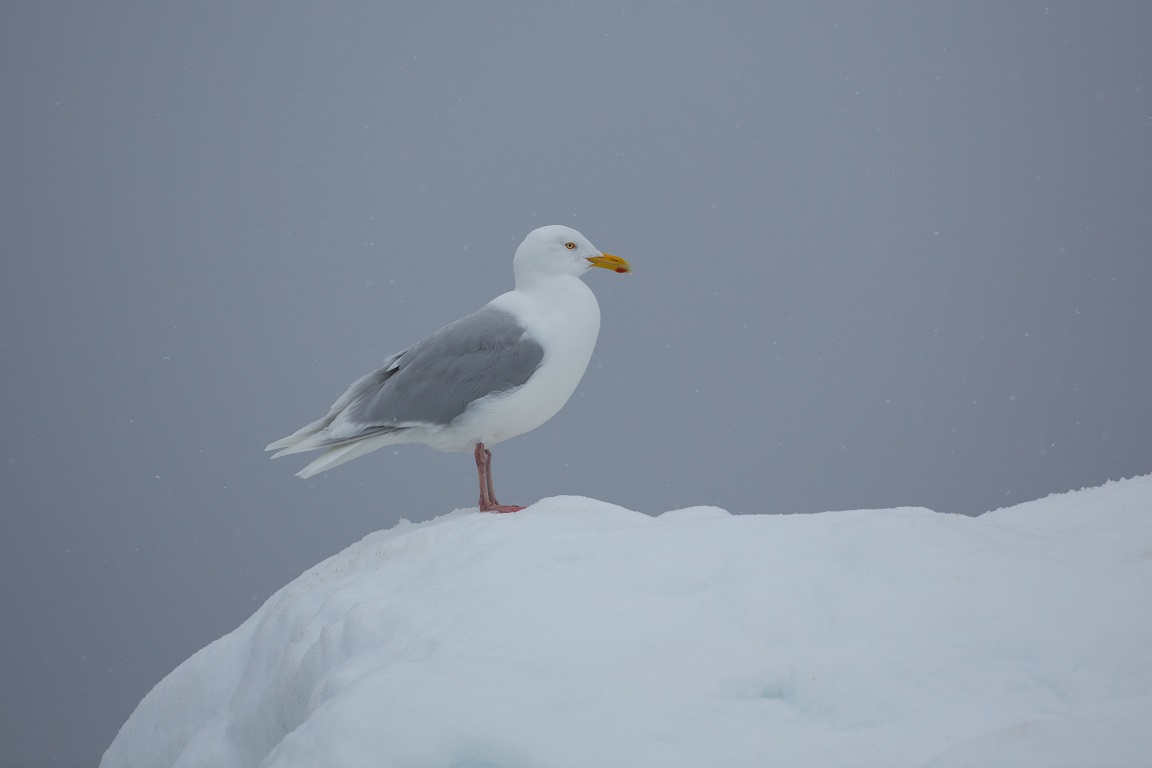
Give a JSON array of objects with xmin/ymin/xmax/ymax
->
[{"xmin": 2, "ymin": 3, "xmax": 1150, "ymax": 766}]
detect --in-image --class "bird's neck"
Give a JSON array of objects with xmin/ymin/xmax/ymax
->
[
  {"xmin": 513, "ymin": 268, "xmax": 584, "ymax": 294},
  {"xmin": 508, "ymin": 272, "xmax": 599, "ymax": 326}
]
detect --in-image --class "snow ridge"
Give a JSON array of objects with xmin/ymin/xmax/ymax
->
[{"xmin": 103, "ymin": 481, "xmax": 1152, "ymax": 768}]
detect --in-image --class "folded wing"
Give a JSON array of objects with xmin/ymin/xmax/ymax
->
[{"xmin": 266, "ymin": 306, "xmax": 545, "ymax": 458}]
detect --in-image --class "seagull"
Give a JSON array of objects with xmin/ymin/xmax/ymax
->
[{"xmin": 266, "ymin": 225, "xmax": 631, "ymax": 512}]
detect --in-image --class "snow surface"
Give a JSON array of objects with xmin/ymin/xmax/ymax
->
[{"xmin": 102, "ymin": 477, "xmax": 1152, "ymax": 768}]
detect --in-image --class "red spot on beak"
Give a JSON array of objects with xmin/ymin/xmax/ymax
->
[{"xmin": 615, "ymin": 267, "xmax": 628, "ymax": 273}]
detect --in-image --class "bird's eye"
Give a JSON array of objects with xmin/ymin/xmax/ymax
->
[{"xmin": 564, "ymin": 242, "xmax": 576, "ymax": 250}]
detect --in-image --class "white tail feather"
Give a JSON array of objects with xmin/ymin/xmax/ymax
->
[{"xmin": 295, "ymin": 437, "xmax": 398, "ymax": 478}]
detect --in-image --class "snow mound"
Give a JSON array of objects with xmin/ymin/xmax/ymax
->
[{"xmin": 102, "ymin": 480, "xmax": 1152, "ymax": 768}]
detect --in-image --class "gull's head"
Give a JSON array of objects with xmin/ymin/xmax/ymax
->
[{"xmin": 513, "ymin": 225, "xmax": 631, "ymax": 285}]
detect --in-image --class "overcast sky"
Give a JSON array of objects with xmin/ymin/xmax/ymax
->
[{"xmin": 2, "ymin": 3, "xmax": 1151, "ymax": 766}]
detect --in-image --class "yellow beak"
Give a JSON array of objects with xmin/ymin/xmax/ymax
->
[{"xmin": 586, "ymin": 253, "xmax": 632, "ymax": 274}]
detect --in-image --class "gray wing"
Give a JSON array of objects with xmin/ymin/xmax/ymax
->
[{"xmin": 316, "ymin": 305, "xmax": 543, "ymax": 446}]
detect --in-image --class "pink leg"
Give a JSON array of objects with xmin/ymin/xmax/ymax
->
[
  {"xmin": 474, "ymin": 443, "xmax": 490, "ymax": 506},
  {"xmin": 474, "ymin": 442, "xmax": 525, "ymax": 513},
  {"xmin": 483, "ymin": 446, "xmax": 497, "ymax": 503}
]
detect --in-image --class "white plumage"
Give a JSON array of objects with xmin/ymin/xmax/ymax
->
[{"xmin": 267, "ymin": 225, "xmax": 630, "ymax": 511}]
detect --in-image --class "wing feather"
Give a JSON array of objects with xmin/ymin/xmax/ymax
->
[{"xmin": 267, "ymin": 306, "xmax": 544, "ymax": 455}]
